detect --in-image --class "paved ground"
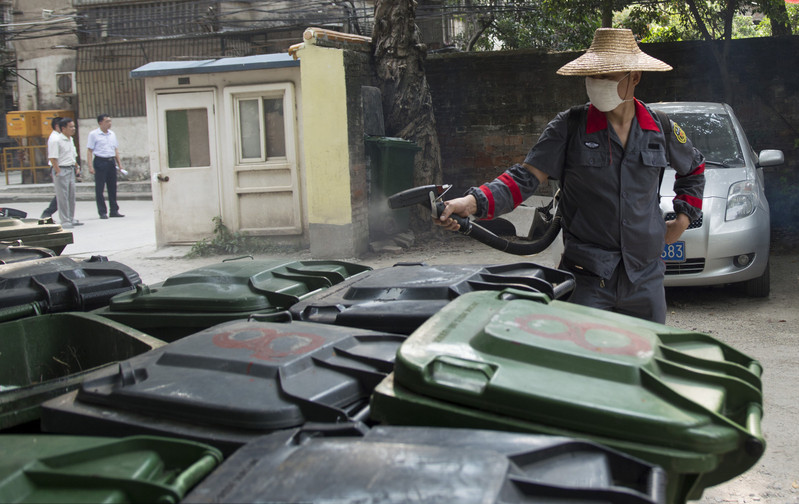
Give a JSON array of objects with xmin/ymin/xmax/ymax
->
[
  {"xmin": 3, "ymin": 196, "xmax": 798, "ymax": 503},
  {"xmin": 2, "ymin": 199, "xmax": 178, "ymax": 283}
]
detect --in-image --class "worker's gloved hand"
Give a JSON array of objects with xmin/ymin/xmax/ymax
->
[{"xmin": 433, "ymin": 195, "xmax": 476, "ymax": 232}]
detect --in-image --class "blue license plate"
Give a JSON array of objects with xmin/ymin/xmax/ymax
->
[{"xmin": 662, "ymin": 241, "xmax": 686, "ymax": 262}]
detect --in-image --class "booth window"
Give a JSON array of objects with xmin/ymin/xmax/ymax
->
[
  {"xmin": 237, "ymin": 95, "xmax": 286, "ymax": 162},
  {"xmin": 165, "ymin": 108, "xmax": 211, "ymax": 168}
]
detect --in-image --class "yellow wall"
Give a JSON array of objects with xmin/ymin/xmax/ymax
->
[{"xmin": 298, "ymin": 43, "xmax": 352, "ymax": 225}]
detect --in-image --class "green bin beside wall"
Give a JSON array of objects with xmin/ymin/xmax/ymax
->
[{"xmin": 365, "ymin": 136, "xmax": 420, "ymax": 238}]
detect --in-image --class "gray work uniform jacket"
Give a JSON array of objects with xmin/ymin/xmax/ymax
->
[{"xmin": 525, "ymin": 100, "xmax": 706, "ymax": 283}]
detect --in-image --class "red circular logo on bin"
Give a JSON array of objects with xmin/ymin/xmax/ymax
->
[
  {"xmin": 213, "ymin": 328, "xmax": 326, "ymax": 361},
  {"xmin": 514, "ymin": 314, "xmax": 652, "ymax": 357}
]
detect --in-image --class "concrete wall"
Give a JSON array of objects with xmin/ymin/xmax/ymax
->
[
  {"xmin": 425, "ymin": 36, "xmax": 799, "ymax": 228},
  {"xmin": 77, "ymin": 116, "xmax": 149, "ymax": 179},
  {"xmin": 298, "ymin": 42, "xmax": 356, "ymax": 257},
  {"xmin": 296, "ymin": 33, "xmax": 375, "ymax": 258}
]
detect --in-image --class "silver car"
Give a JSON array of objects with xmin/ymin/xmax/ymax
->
[{"xmin": 653, "ymin": 102, "xmax": 784, "ymax": 297}]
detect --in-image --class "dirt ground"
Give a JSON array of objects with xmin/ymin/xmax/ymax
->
[{"xmin": 114, "ymin": 229, "xmax": 799, "ymax": 504}]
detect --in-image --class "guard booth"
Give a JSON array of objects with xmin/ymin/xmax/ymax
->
[
  {"xmin": 133, "ymin": 28, "xmax": 389, "ymax": 258},
  {"xmin": 131, "ymin": 54, "xmax": 304, "ymax": 247}
]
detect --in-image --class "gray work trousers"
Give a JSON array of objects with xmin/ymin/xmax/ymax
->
[
  {"xmin": 561, "ymin": 258, "xmax": 667, "ymax": 324},
  {"xmin": 53, "ymin": 165, "xmax": 76, "ymax": 226}
]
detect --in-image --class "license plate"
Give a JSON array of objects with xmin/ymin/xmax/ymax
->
[{"xmin": 662, "ymin": 241, "xmax": 686, "ymax": 262}]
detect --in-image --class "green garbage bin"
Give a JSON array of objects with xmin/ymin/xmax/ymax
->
[
  {"xmin": 0, "ymin": 312, "xmax": 165, "ymax": 430},
  {"xmin": 370, "ymin": 289, "xmax": 765, "ymax": 504},
  {"xmin": 365, "ymin": 136, "xmax": 421, "ymax": 238},
  {"xmin": 0, "ymin": 217, "xmax": 73, "ymax": 255},
  {"xmin": 94, "ymin": 259, "xmax": 371, "ymax": 341},
  {"xmin": 0, "ymin": 435, "xmax": 221, "ymax": 503}
]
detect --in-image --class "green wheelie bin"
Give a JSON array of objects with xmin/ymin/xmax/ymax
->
[
  {"xmin": 0, "ymin": 217, "xmax": 73, "ymax": 255},
  {"xmin": 370, "ymin": 288, "xmax": 765, "ymax": 504},
  {"xmin": 0, "ymin": 312, "xmax": 165, "ymax": 430},
  {"xmin": 364, "ymin": 136, "xmax": 420, "ymax": 238},
  {"xmin": 94, "ymin": 258, "xmax": 371, "ymax": 341},
  {"xmin": 0, "ymin": 435, "xmax": 221, "ymax": 503}
]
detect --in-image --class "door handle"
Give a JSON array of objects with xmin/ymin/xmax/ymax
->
[{"xmin": 157, "ymin": 173, "xmax": 169, "ymax": 182}]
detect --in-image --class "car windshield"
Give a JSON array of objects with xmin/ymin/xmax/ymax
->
[{"xmin": 668, "ymin": 112, "xmax": 745, "ymax": 168}]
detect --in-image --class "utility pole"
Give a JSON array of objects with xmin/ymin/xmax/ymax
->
[{"xmin": 0, "ymin": 0, "xmax": 12, "ymax": 138}]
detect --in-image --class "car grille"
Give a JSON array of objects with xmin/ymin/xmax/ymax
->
[
  {"xmin": 664, "ymin": 212, "xmax": 703, "ymax": 229},
  {"xmin": 665, "ymin": 258, "xmax": 705, "ymax": 275}
]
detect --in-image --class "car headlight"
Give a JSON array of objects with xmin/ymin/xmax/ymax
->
[{"xmin": 726, "ymin": 180, "xmax": 758, "ymax": 221}]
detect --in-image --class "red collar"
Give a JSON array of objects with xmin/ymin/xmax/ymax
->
[{"xmin": 585, "ymin": 100, "xmax": 660, "ymax": 134}]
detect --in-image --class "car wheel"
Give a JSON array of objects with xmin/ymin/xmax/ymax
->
[{"xmin": 742, "ymin": 260, "xmax": 770, "ymax": 297}]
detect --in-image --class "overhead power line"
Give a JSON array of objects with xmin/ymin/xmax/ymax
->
[{"xmin": 0, "ymin": 1, "xmax": 582, "ymax": 43}]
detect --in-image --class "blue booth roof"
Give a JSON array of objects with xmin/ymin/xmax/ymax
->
[{"xmin": 131, "ymin": 53, "xmax": 298, "ymax": 78}]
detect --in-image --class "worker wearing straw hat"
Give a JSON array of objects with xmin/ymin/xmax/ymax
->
[{"xmin": 437, "ymin": 28, "xmax": 705, "ymax": 323}]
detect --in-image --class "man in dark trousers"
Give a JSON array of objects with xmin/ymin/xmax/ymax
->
[
  {"xmin": 87, "ymin": 114, "xmax": 125, "ymax": 219},
  {"xmin": 436, "ymin": 28, "xmax": 705, "ymax": 324}
]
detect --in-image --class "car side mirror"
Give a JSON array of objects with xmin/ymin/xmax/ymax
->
[{"xmin": 758, "ymin": 149, "xmax": 784, "ymax": 167}]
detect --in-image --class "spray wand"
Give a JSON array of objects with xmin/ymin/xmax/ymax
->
[{"xmin": 388, "ymin": 184, "xmax": 563, "ymax": 256}]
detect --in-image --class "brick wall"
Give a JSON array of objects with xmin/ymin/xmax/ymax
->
[
  {"xmin": 426, "ymin": 37, "xmax": 799, "ymax": 228},
  {"xmin": 344, "ymin": 49, "xmax": 378, "ymax": 252}
]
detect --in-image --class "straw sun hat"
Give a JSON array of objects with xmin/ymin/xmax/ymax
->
[{"xmin": 557, "ymin": 28, "xmax": 673, "ymax": 76}]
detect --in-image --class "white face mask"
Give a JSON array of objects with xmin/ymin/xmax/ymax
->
[{"xmin": 585, "ymin": 73, "xmax": 633, "ymax": 112}]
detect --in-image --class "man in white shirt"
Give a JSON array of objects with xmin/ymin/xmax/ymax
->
[
  {"xmin": 87, "ymin": 114, "xmax": 124, "ymax": 219},
  {"xmin": 47, "ymin": 117, "xmax": 82, "ymax": 228},
  {"xmin": 40, "ymin": 116, "xmax": 62, "ymax": 219}
]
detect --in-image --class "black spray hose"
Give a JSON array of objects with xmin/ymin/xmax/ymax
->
[{"xmin": 435, "ymin": 202, "xmax": 562, "ymax": 256}]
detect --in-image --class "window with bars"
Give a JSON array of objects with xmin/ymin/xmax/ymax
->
[{"xmin": 77, "ymin": 1, "xmax": 217, "ymax": 43}]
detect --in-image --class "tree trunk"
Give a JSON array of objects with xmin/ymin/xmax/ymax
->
[
  {"xmin": 760, "ymin": 0, "xmax": 792, "ymax": 36},
  {"xmin": 686, "ymin": 0, "xmax": 735, "ymax": 104},
  {"xmin": 373, "ymin": 0, "xmax": 443, "ymax": 231},
  {"xmin": 601, "ymin": 0, "xmax": 613, "ymax": 27}
]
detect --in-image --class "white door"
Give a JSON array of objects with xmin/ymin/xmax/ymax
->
[
  {"xmin": 225, "ymin": 83, "xmax": 301, "ymax": 234},
  {"xmin": 154, "ymin": 91, "xmax": 220, "ymax": 243}
]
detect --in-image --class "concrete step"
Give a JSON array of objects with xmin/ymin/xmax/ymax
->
[{"xmin": 0, "ymin": 181, "xmax": 152, "ymax": 202}]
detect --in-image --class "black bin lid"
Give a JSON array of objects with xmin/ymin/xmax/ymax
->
[
  {"xmin": 0, "ymin": 244, "xmax": 55, "ymax": 265},
  {"xmin": 184, "ymin": 425, "xmax": 666, "ymax": 504},
  {"xmin": 290, "ymin": 262, "xmax": 575, "ymax": 334},
  {"xmin": 0, "ymin": 255, "xmax": 141, "ymax": 312},
  {"xmin": 72, "ymin": 317, "xmax": 405, "ymax": 431}
]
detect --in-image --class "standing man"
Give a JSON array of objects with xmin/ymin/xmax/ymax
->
[
  {"xmin": 87, "ymin": 114, "xmax": 124, "ymax": 219},
  {"xmin": 437, "ymin": 28, "xmax": 705, "ymax": 324},
  {"xmin": 40, "ymin": 116, "xmax": 62, "ymax": 219},
  {"xmin": 48, "ymin": 117, "xmax": 82, "ymax": 228}
]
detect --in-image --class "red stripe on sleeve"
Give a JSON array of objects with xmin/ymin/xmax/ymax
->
[
  {"xmin": 675, "ymin": 194, "xmax": 703, "ymax": 209},
  {"xmin": 676, "ymin": 162, "xmax": 705, "ymax": 179},
  {"xmin": 498, "ymin": 173, "xmax": 523, "ymax": 207},
  {"xmin": 479, "ymin": 185, "xmax": 495, "ymax": 219}
]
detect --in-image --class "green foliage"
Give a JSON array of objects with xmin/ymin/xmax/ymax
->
[
  {"xmin": 614, "ymin": 6, "xmax": 700, "ymax": 41},
  {"xmin": 186, "ymin": 216, "xmax": 299, "ymax": 257},
  {"xmin": 447, "ymin": 0, "xmax": 600, "ymax": 51},
  {"xmin": 616, "ymin": 0, "xmax": 797, "ymax": 42},
  {"xmin": 788, "ymin": 4, "xmax": 799, "ymax": 34},
  {"xmin": 733, "ymin": 14, "xmax": 771, "ymax": 38},
  {"xmin": 446, "ymin": 0, "xmax": 799, "ymax": 51}
]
